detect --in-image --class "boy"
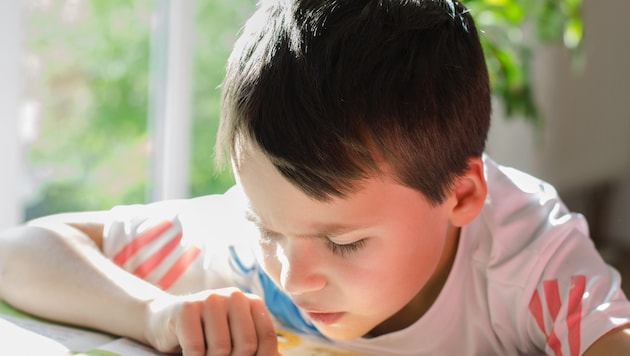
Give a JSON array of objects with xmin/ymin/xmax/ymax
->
[{"xmin": 1, "ymin": 0, "xmax": 629, "ymax": 354}]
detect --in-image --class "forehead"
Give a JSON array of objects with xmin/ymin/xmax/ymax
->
[
  {"xmin": 234, "ymin": 141, "xmax": 371, "ymax": 200},
  {"xmin": 234, "ymin": 143, "xmax": 433, "ymax": 235},
  {"xmin": 232, "ymin": 135, "xmax": 399, "ymax": 188}
]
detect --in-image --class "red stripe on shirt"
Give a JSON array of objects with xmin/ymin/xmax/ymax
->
[
  {"xmin": 112, "ymin": 220, "xmax": 174, "ymax": 266},
  {"xmin": 157, "ymin": 246, "xmax": 201, "ymax": 290},
  {"xmin": 567, "ymin": 275, "xmax": 586, "ymax": 356},
  {"xmin": 529, "ymin": 280, "xmax": 563, "ymax": 356},
  {"xmin": 544, "ymin": 280, "xmax": 563, "ymax": 356},
  {"xmin": 132, "ymin": 232, "xmax": 183, "ymax": 279},
  {"xmin": 529, "ymin": 289, "xmax": 546, "ymax": 334},
  {"xmin": 544, "ymin": 279, "xmax": 562, "ymax": 322}
]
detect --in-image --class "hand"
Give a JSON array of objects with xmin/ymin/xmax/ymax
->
[{"xmin": 145, "ymin": 288, "xmax": 279, "ymax": 356}]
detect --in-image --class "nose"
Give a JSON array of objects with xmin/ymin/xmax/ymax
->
[{"xmin": 278, "ymin": 238, "xmax": 326, "ymax": 295}]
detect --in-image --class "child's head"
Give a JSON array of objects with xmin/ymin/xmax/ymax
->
[
  {"xmin": 218, "ymin": 0, "xmax": 491, "ymax": 339},
  {"xmin": 218, "ymin": 0, "xmax": 491, "ymax": 204}
]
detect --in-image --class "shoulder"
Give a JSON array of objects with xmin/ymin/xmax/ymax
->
[
  {"xmin": 101, "ymin": 186, "xmax": 253, "ymax": 259},
  {"xmin": 109, "ymin": 185, "xmax": 247, "ymax": 220},
  {"xmin": 105, "ymin": 185, "xmax": 250, "ymax": 238},
  {"xmin": 100, "ymin": 185, "xmax": 259, "ymax": 293},
  {"xmin": 475, "ymin": 157, "xmax": 609, "ymax": 294},
  {"xmin": 476, "ymin": 156, "xmax": 588, "ymax": 257},
  {"xmin": 469, "ymin": 156, "xmax": 630, "ymax": 354}
]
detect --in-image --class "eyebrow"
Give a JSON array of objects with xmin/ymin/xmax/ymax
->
[{"xmin": 244, "ymin": 209, "xmax": 361, "ymax": 239}]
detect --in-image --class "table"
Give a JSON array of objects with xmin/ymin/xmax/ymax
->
[{"xmin": 0, "ymin": 300, "xmax": 361, "ymax": 355}]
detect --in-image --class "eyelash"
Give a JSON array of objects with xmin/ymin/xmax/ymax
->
[
  {"xmin": 326, "ymin": 238, "xmax": 366, "ymax": 257},
  {"xmin": 258, "ymin": 229, "xmax": 366, "ymax": 256},
  {"xmin": 259, "ymin": 229, "xmax": 279, "ymax": 243}
]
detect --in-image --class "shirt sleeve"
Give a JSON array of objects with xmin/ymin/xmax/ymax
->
[
  {"xmin": 523, "ymin": 223, "xmax": 630, "ymax": 356},
  {"xmin": 483, "ymin": 158, "xmax": 630, "ymax": 355},
  {"xmin": 101, "ymin": 186, "xmax": 255, "ymax": 295},
  {"xmin": 100, "ymin": 188, "xmax": 317, "ymax": 334}
]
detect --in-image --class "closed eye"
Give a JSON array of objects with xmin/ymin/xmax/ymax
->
[
  {"xmin": 326, "ymin": 238, "xmax": 366, "ymax": 257},
  {"xmin": 245, "ymin": 210, "xmax": 367, "ymax": 256}
]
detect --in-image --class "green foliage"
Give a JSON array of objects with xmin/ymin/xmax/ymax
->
[
  {"xmin": 25, "ymin": 1, "xmax": 152, "ymax": 217},
  {"xmin": 25, "ymin": 0, "xmax": 254, "ymax": 217},
  {"xmin": 190, "ymin": 0, "xmax": 258, "ymax": 196},
  {"xmin": 464, "ymin": 0, "xmax": 584, "ymax": 124}
]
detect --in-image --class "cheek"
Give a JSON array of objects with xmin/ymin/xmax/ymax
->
[{"xmin": 370, "ymin": 225, "xmax": 447, "ymax": 290}]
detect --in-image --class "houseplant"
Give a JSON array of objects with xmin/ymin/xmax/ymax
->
[{"xmin": 465, "ymin": 0, "xmax": 584, "ymax": 125}]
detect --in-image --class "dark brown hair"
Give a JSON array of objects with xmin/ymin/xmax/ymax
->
[{"xmin": 217, "ymin": 0, "xmax": 491, "ymax": 204}]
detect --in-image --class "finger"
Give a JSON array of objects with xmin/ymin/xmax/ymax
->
[
  {"xmin": 227, "ymin": 290, "xmax": 259, "ymax": 355},
  {"xmin": 202, "ymin": 293, "xmax": 232, "ymax": 355},
  {"xmin": 250, "ymin": 297, "xmax": 279, "ymax": 356},
  {"xmin": 176, "ymin": 302, "xmax": 206, "ymax": 356}
]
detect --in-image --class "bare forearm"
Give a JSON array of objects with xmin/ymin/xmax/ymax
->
[
  {"xmin": 584, "ymin": 325, "xmax": 630, "ymax": 355},
  {"xmin": 0, "ymin": 224, "xmax": 169, "ymax": 344}
]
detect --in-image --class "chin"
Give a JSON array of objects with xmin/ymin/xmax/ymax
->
[{"xmin": 316, "ymin": 324, "xmax": 372, "ymax": 341}]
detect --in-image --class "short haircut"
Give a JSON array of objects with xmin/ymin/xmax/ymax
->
[{"xmin": 217, "ymin": 0, "xmax": 491, "ymax": 204}]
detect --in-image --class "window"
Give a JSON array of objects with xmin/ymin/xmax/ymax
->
[{"xmin": 7, "ymin": 0, "xmax": 256, "ymax": 224}]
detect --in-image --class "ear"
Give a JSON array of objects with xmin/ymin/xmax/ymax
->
[{"xmin": 447, "ymin": 157, "xmax": 487, "ymax": 227}]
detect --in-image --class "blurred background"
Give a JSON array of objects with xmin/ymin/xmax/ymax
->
[
  {"xmin": 484, "ymin": 0, "xmax": 630, "ymax": 280},
  {"xmin": 1, "ymin": 0, "xmax": 251, "ymax": 222},
  {"xmin": 0, "ymin": 0, "xmax": 628, "ymax": 289}
]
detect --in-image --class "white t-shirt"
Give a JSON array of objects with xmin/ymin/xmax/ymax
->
[{"xmin": 102, "ymin": 156, "xmax": 630, "ymax": 355}]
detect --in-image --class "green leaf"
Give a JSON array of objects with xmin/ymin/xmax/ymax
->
[{"xmin": 564, "ymin": 17, "xmax": 583, "ymax": 49}]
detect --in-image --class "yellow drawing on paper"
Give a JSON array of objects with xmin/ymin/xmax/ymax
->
[{"xmin": 277, "ymin": 328, "xmax": 363, "ymax": 355}]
